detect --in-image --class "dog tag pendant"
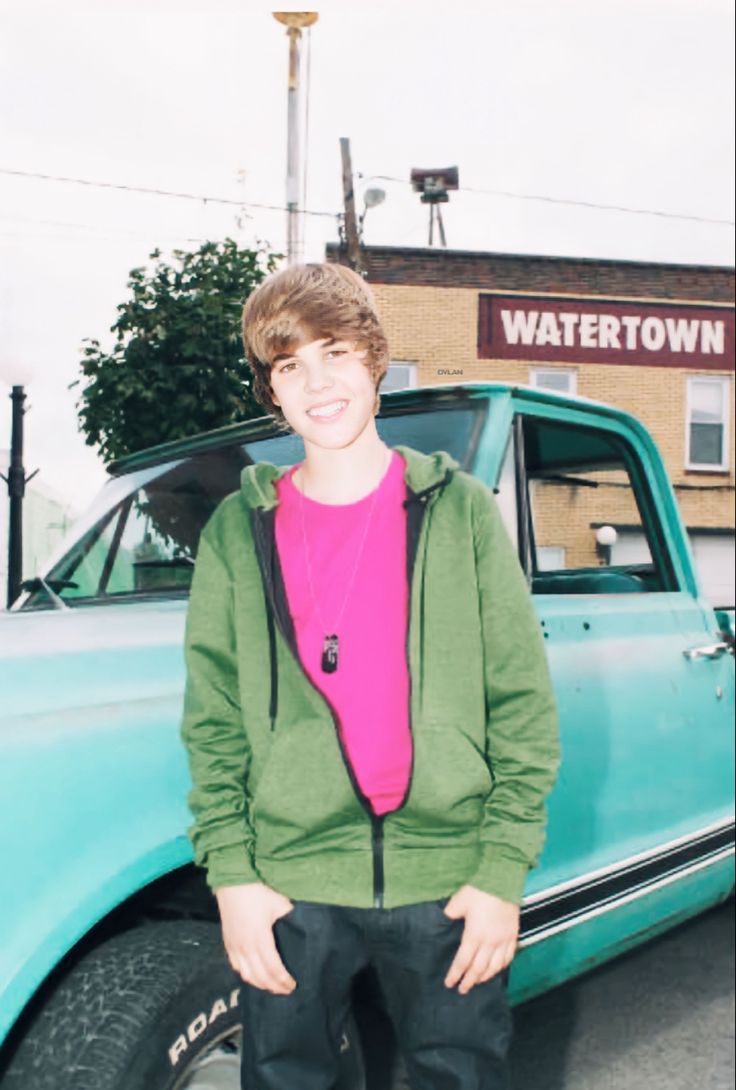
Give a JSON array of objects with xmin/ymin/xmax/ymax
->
[{"xmin": 321, "ymin": 634, "xmax": 339, "ymax": 673}]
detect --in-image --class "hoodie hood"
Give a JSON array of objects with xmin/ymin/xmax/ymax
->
[{"xmin": 239, "ymin": 445, "xmax": 460, "ymax": 510}]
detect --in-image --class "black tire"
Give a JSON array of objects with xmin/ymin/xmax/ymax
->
[{"xmin": 0, "ymin": 920, "xmax": 365, "ymax": 1090}]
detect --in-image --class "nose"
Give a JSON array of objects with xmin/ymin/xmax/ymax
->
[{"xmin": 303, "ymin": 357, "xmax": 334, "ymax": 393}]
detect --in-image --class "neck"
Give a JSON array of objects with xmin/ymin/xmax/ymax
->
[{"xmin": 296, "ymin": 423, "xmax": 391, "ymax": 504}]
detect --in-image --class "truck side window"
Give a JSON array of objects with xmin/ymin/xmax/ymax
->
[{"xmin": 521, "ymin": 416, "xmax": 668, "ymax": 595}]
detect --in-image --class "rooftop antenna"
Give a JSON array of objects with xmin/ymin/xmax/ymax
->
[{"xmin": 410, "ymin": 166, "xmax": 459, "ymax": 247}]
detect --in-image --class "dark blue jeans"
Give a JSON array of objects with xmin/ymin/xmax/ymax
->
[{"xmin": 240, "ymin": 898, "xmax": 512, "ymax": 1090}]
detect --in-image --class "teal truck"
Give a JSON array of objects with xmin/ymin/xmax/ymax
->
[{"xmin": 0, "ymin": 383, "xmax": 733, "ymax": 1090}]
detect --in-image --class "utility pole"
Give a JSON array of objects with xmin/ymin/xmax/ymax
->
[
  {"xmin": 272, "ymin": 12, "xmax": 318, "ymax": 264},
  {"xmin": 339, "ymin": 137, "xmax": 363, "ymax": 274}
]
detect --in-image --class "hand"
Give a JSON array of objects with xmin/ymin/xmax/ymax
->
[
  {"xmin": 443, "ymin": 885, "xmax": 520, "ymax": 995},
  {"xmin": 215, "ymin": 882, "xmax": 296, "ymax": 995}
]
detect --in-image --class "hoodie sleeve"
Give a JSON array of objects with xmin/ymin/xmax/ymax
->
[
  {"xmin": 180, "ymin": 522, "xmax": 261, "ymax": 891},
  {"xmin": 466, "ymin": 483, "xmax": 561, "ymax": 905}
]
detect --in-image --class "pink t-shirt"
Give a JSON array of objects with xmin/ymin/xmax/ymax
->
[{"xmin": 274, "ymin": 449, "xmax": 412, "ymax": 816}]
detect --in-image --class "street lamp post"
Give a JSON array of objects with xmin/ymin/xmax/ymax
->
[
  {"xmin": 0, "ymin": 385, "xmax": 37, "ymax": 608},
  {"xmin": 6, "ymin": 386, "xmax": 27, "ymax": 607},
  {"xmin": 272, "ymin": 12, "xmax": 318, "ymax": 264}
]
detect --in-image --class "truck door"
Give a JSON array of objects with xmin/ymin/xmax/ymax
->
[{"xmin": 498, "ymin": 402, "xmax": 734, "ymax": 924}]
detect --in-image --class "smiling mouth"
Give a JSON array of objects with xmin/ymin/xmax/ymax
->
[{"xmin": 307, "ymin": 400, "xmax": 348, "ymax": 419}]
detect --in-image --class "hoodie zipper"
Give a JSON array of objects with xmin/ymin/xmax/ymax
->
[{"xmin": 249, "ymin": 470, "xmax": 451, "ymax": 908}]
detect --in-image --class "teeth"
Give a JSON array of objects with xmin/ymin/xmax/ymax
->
[{"xmin": 308, "ymin": 401, "xmax": 346, "ymax": 418}]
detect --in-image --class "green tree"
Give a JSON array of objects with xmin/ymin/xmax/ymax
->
[{"xmin": 74, "ymin": 238, "xmax": 280, "ymax": 463}]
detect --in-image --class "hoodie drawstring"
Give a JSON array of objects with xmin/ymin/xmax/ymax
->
[
  {"xmin": 266, "ymin": 596, "xmax": 278, "ymax": 731},
  {"xmin": 403, "ymin": 468, "xmax": 455, "ymax": 719}
]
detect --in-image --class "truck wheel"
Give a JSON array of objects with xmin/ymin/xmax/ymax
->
[{"xmin": 0, "ymin": 920, "xmax": 365, "ymax": 1090}]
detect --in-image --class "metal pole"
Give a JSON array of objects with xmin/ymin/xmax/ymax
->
[
  {"xmin": 285, "ymin": 26, "xmax": 301, "ymax": 264},
  {"xmin": 6, "ymin": 386, "xmax": 26, "ymax": 608},
  {"xmin": 436, "ymin": 203, "xmax": 447, "ymax": 247},
  {"xmin": 273, "ymin": 14, "xmax": 318, "ymax": 264}
]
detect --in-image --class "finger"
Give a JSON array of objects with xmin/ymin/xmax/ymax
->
[
  {"xmin": 478, "ymin": 950, "xmax": 502, "ymax": 984},
  {"xmin": 272, "ymin": 897, "xmax": 295, "ymax": 922},
  {"xmin": 245, "ymin": 949, "xmax": 286, "ymax": 994},
  {"xmin": 234, "ymin": 948, "xmax": 277, "ymax": 993},
  {"xmin": 442, "ymin": 894, "xmax": 464, "ymax": 920},
  {"xmin": 235, "ymin": 955, "xmax": 259, "ymax": 989},
  {"xmin": 478, "ymin": 946, "xmax": 507, "ymax": 985},
  {"xmin": 258, "ymin": 929, "xmax": 297, "ymax": 993},
  {"xmin": 458, "ymin": 945, "xmax": 494, "ymax": 995},
  {"xmin": 500, "ymin": 938, "xmax": 517, "ymax": 970},
  {"xmin": 444, "ymin": 933, "xmax": 479, "ymax": 988}
]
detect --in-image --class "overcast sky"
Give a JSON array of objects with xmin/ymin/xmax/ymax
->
[{"xmin": 1, "ymin": 0, "xmax": 734, "ymax": 512}]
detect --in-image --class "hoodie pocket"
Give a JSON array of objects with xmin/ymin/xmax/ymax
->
[
  {"xmin": 250, "ymin": 719, "xmax": 367, "ymax": 860},
  {"xmin": 398, "ymin": 724, "xmax": 493, "ymax": 835}
]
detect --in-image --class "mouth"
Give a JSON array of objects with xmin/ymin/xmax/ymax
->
[{"xmin": 306, "ymin": 399, "xmax": 349, "ymax": 421}]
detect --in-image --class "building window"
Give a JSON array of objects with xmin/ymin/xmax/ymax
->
[
  {"xmin": 536, "ymin": 545, "xmax": 567, "ymax": 571},
  {"xmin": 382, "ymin": 361, "xmax": 418, "ymax": 393},
  {"xmin": 530, "ymin": 368, "xmax": 577, "ymax": 395},
  {"xmin": 686, "ymin": 377, "xmax": 730, "ymax": 470}
]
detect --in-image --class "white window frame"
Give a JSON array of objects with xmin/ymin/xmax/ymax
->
[
  {"xmin": 530, "ymin": 368, "xmax": 578, "ymax": 395},
  {"xmin": 685, "ymin": 375, "xmax": 730, "ymax": 471},
  {"xmin": 383, "ymin": 360, "xmax": 418, "ymax": 392}
]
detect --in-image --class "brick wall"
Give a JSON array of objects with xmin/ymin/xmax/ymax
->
[
  {"xmin": 324, "ymin": 247, "xmax": 735, "ymax": 533},
  {"xmin": 326, "ymin": 244, "xmax": 736, "ymax": 301}
]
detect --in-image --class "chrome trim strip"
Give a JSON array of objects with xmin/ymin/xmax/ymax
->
[
  {"xmin": 518, "ymin": 846, "xmax": 735, "ymax": 948},
  {"xmin": 523, "ymin": 815, "xmax": 735, "ymax": 905}
]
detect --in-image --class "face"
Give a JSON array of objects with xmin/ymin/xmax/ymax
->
[{"xmin": 269, "ymin": 336, "xmax": 378, "ymax": 450}]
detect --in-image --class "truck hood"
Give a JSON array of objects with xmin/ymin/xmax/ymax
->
[{"xmin": 0, "ymin": 601, "xmax": 188, "ymax": 722}]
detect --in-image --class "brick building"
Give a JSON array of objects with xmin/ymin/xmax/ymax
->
[{"xmin": 326, "ymin": 244, "xmax": 735, "ymax": 606}]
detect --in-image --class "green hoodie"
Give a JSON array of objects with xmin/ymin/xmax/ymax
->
[{"xmin": 181, "ymin": 444, "xmax": 560, "ymax": 908}]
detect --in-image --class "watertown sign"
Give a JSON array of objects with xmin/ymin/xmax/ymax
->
[{"xmin": 477, "ymin": 293, "xmax": 735, "ymax": 370}]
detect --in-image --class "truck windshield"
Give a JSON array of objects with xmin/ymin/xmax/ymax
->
[{"xmin": 19, "ymin": 403, "xmax": 486, "ymax": 610}]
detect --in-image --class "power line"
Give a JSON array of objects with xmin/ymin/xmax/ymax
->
[
  {"xmin": 361, "ymin": 173, "xmax": 735, "ymax": 227},
  {"xmin": 0, "ymin": 167, "xmax": 338, "ymax": 219},
  {"xmin": 0, "ymin": 212, "xmax": 214, "ymax": 243},
  {"xmin": 4, "ymin": 165, "xmax": 732, "ymax": 237},
  {"xmin": 0, "ymin": 213, "xmax": 291, "ymax": 253}
]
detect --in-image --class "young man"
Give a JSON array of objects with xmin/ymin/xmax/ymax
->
[{"xmin": 181, "ymin": 262, "xmax": 560, "ymax": 1090}]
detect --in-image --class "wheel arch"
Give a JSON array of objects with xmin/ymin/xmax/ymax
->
[{"xmin": 0, "ymin": 845, "xmax": 214, "ymax": 1060}]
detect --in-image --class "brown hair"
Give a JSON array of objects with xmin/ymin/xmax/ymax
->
[{"xmin": 242, "ymin": 262, "xmax": 389, "ymax": 423}]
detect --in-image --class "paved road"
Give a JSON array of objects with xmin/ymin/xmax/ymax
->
[{"xmin": 509, "ymin": 898, "xmax": 735, "ymax": 1090}]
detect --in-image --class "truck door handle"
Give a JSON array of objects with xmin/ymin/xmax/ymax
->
[{"xmin": 683, "ymin": 642, "xmax": 732, "ymax": 661}]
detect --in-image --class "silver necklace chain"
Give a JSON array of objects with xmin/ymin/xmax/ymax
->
[{"xmin": 296, "ymin": 447, "xmax": 390, "ymax": 638}]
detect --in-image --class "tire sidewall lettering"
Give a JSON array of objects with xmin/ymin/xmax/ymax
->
[
  {"xmin": 168, "ymin": 986, "xmax": 242, "ymax": 1068},
  {"xmin": 187, "ymin": 1012, "xmax": 208, "ymax": 1043}
]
